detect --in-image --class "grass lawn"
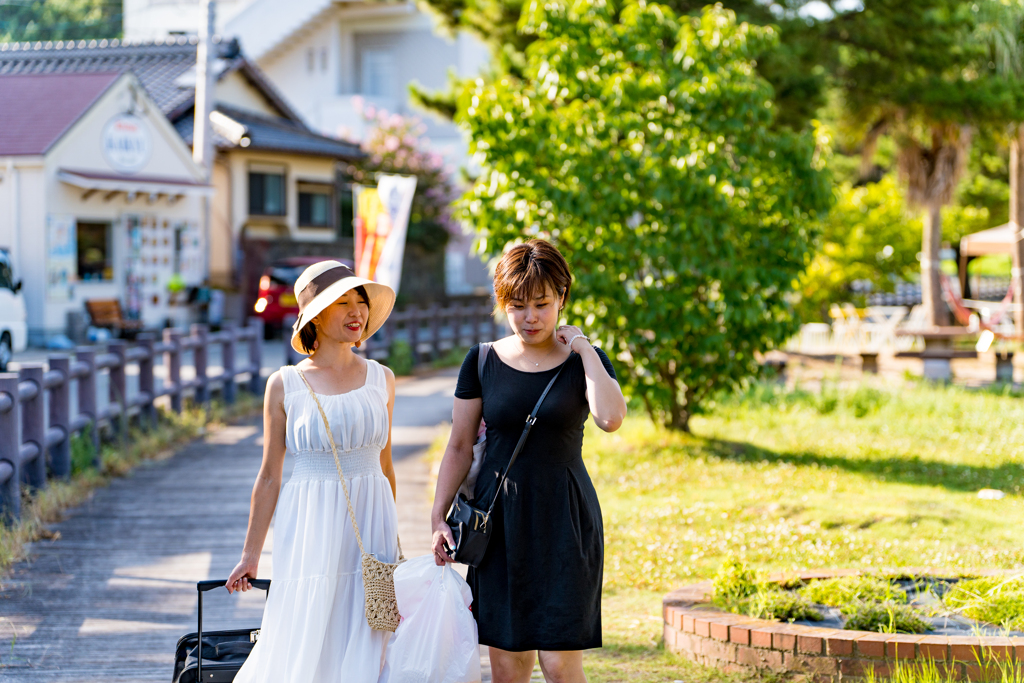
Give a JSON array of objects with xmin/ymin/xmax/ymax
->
[{"xmin": 433, "ymin": 378, "xmax": 1024, "ymax": 682}]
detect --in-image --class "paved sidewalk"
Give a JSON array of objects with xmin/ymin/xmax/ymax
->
[{"xmin": 0, "ymin": 366, "xmax": 491, "ymax": 681}]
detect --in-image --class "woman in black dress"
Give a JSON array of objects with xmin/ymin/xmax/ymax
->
[{"xmin": 431, "ymin": 239, "xmax": 627, "ymax": 683}]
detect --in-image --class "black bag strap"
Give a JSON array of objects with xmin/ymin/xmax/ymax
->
[{"xmin": 484, "ymin": 354, "xmax": 572, "ymax": 518}]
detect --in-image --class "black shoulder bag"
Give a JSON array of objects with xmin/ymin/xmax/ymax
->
[{"xmin": 445, "ymin": 355, "xmax": 570, "ymax": 567}]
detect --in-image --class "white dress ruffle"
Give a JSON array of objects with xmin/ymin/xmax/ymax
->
[{"xmin": 234, "ymin": 360, "xmax": 398, "ymax": 683}]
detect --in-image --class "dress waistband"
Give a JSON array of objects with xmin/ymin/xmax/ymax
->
[{"xmin": 288, "ymin": 445, "xmax": 383, "ymax": 482}]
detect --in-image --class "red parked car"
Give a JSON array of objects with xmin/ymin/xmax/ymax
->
[{"xmin": 253, "ymin": 257, "xmax": 353, "ymax": 335}]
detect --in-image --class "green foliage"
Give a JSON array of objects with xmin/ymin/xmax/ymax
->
[
  {"xmin": 458, "ymin": 1, "xmax": 832, "ymax": 431},
  {"xmin": 0, "ymin": 0, "xmax": 121, "ymax": 43},
  {"xmin": 943, "ymin": 575, "xmax": 1024, "ymax": 631},
  {"xmin": 747, "ymin": 587, "xmax": 824, "ymax": 622},
  {"xmin": 70, "ymin": 425, "xmax": 97, "ymax": 475},
  {"xmin": 345, "ymin": 106, "xmax": 458, "ymax": 252},
  {"xmin": 432, "ymin": 345, "xmax": 470, "ymax": 370},
  {"xmin": 385, "ymin": 339, "xmax": 415, "ymax": 376},
  {"xmin": 796, "ymin": 175, "xmax": 922, "ymax": 322},
  {"xmin": 799, "ymin": 576, "xmax": 907, "ymax": 608},
  {"xmin": 844, "ymin": 601, "xmax": 933, "ymax": 634},
  {"xmin": 712, "ymin": 557, "xmax": 759, "ymax": 604}
]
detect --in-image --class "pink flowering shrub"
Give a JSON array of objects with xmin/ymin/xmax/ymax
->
[{"xmin": 345, "ymin": 103, "xmax": 460, "ymax": 251}]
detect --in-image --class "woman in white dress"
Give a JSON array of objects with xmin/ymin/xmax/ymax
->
[{"xmin": 226, "ymin": 260, "xmax": 400, "ymax": 682}]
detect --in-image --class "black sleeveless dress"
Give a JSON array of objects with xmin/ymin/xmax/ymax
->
[{"xmin": 454, "ymin": 344, "xmax": 616, "ymax": 652}]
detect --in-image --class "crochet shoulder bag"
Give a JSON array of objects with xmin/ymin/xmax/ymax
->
[{"xmin": 296, "ymin": 368, "xmax": 405, "ymax": 632}]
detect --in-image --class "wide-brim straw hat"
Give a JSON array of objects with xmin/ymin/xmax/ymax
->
[{"xmin": 289, "ymin": 260, "xmax": 396, "ymax": 354}]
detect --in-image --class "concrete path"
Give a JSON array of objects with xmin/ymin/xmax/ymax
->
[{"xmin": 0, "ymin": 366, "xmax": 491, "ymax": 681}]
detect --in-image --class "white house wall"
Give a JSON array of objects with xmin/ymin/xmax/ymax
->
[
  {"xmin": 216, "ymin": 70, "xmax": 284, "ymax": 119},
  {"xmin": 27, "ymin": 75, "xmax": 206, "ymax": 340}
]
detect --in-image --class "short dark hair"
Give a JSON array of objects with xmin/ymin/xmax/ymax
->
[
  {"xmin": 298, "ymin": 285, "xmax": 371, "ymax": 353},
  {"xmin": 493, "ymin": 239, "xmax": 572, "ymax": 311}
]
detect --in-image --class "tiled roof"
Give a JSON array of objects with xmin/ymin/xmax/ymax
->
[
  {"xmin": 0, "ymin": 38, "xmax": 202, "ymax": 116},
  {"xmin": 0, "ymin": 72, "xmax": 120, "ymax": 155},
  {"xmin": 0, "ymin": 38, "xmax": 363, "ymax": 161},
  {"xmin": 175, "ymin": 105, "xmax": 363, "ymax": 159}
]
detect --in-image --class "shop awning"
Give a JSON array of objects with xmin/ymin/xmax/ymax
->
[
  {"xmin": 959, "ymin": 223, "xmax": 1021, "ymax": 258},
  {"xmin": 57, "ymin": 168, "xmax": 213, "ymax": 201}
]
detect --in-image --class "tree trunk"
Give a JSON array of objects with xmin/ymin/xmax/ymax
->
[
  {"xmin": 1010, "ymin": 123, "xmax": 1024, "ymax": 338},
  {"xmin": 921, "ymin": 200, "xmax": 949, "ymax": 327}
]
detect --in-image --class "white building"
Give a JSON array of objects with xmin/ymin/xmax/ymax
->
[
  {"xmin": 0, "ymin": 71, "xmax": 210, "ymax": 343},
  {"xmin": 124, "ymin": 0, "xmax": 493, "ymax": 297}
]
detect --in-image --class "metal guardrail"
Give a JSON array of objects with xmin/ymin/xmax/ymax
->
[{"xmin": 0, "ymin": 319, "xmax": 265, "ymax": 525}]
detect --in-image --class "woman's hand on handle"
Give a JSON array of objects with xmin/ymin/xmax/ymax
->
[
  {"xmin": 431, "ymin": 519, "xmax": 456, "ymax": 566},
  {"xmin": 226, "ymin": 555, "xmax": 259, "ymax": 594}
]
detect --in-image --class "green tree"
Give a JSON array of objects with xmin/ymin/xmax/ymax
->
[
  {"xmin": 415, "ymin": 0, "xmax": 831, "ymax": 132},
  {"xmin": 0, "ymin": 0, "xmax": 121, "ymax": 43},
  {"xmin": 797, "ymin": 175, "xmax": 921, "ymax": 321},
  {"xmin": 828, "ymin": 0, "xmax": 1019, "ymax": 326},
  {"xmin": 458, "ymin": 1, "xmax": 832, "ymax": 430}
]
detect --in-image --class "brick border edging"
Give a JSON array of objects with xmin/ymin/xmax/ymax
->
[{"xmin": 663, "ymin": 569, "xmax": 1018, "ymax": 681}]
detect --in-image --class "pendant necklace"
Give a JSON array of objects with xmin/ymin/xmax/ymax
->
[{"xmin": 518, "ymin": 340, "xmax": 556, "ymax": 368}]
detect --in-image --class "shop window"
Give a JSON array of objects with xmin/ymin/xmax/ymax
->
[
  {"xmin": 249, "ymin": 168, "xmax": 286, "ymax": 216},
  {"xmin": 298, "ymin": 185, "xmax": 332, "ymax": 227},
  {"xmin": 77, "ymin": 221, "xmax": 113, "ymax": 281}
]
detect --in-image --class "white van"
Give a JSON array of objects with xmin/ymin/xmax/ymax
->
[{"xmin": 0, "ymin": 249, "xmax": 26, "ymax": 372}]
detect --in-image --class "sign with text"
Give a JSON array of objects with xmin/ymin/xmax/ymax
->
[{"xmin": 102, "ymin": 114, "xmax": 152, "ymax": 174}]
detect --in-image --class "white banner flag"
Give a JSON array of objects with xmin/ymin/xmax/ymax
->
[{"xmin": 369, "ymin": 174, "xmax": 417, "ymax": 293}]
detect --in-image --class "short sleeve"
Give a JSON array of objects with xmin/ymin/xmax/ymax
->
[
  {"xmin": 594, "ymin": 347, "xmax": 617, "ymax": 380},
  {"xmin": 454, "ymin": 344, "xmax": 483, "ymax": 399}
]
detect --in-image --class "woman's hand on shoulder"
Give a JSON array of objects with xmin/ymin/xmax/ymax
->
[{"xmin": 556, "ymin": 325, "xmax": 590, "ymax": 353}]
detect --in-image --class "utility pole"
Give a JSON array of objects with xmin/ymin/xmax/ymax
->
[
  {"xmin": 1011, "ymin": 125, "xmax": 1024, "ymax": 338},
  {"xmin": 193, "ymin": 0, "xmax": 216, "ymax": 174},
  {"xmin": 193, "ymin": 0, "xmax": 218, "ymax": 320}
]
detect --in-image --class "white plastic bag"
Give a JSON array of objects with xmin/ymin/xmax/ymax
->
[{"xmin": 380, "ymin": 555, "xmax": 481, "ymax": 683}]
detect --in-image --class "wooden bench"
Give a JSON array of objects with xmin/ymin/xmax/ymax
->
[{"xmin": 84, "ymin": 299, "xmax": 145, "ymax": 339}]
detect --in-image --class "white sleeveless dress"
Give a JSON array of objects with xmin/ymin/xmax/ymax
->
[{"xmin": 234, "ymin": 360, "xmax": 399, "ymax": 683}]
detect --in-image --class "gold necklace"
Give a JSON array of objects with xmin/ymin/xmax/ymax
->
[{"xmin": 517, "ymin": 339, "xmax": 557, "ymax": 368}]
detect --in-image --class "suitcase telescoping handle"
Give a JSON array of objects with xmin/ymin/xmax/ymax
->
[{"xmin": 197, "ymin": 579, "xmax": 270, "ymax": 683}]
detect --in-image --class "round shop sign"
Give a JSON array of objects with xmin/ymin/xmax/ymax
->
[{"xmin": 102, "ymin": 114, "xmax": 151, "ymax": 174}]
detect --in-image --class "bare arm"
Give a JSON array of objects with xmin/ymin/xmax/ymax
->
[
  {"xmin": 379, "ymin": 365, "xmax": 397, "ymax": 500},
  {"xmin": 227, "ymin": 371, "xmax": 287, "ymax": 593},
  {"xmin": 556, "ymin": 329, "xmax": 627, "ymax": 432},
  {"xmin": 430, "ymin": 396, "xmax": 482, "ymax": 565}
]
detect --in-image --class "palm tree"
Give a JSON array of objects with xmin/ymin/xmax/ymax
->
[{"xmin": 896, "ymin": 123, "xmax": 972, "ymax": 327}]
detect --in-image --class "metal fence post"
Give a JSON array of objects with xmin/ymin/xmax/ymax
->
[
  {"xmin": 136, "ymin": 334, "xmax": 156, "ymax": 430},
  {"xmin": 108, "ymin": 340, "xmax": 127, "ymax": 436},
  {"xmin": 47, "ymin": 355, "xmax": 72, "ymax": 480},
  {"xmin": 0, "ymin": 373, "xmax": 22, "ymax": 523},
  {"xmin": 428, "ymin": 303, "xmax": 441, "ymax": 360},
  {"xmin": 164, "ymin": 329, "xmax": 183, "ymax": 413},
  {"xmin": 75, "ymin": 347, "xmax": 100, "ymax": 464},
  {"xmin": 408, "ymin": 308, "xmax": 420, "ymax": 364},
  {"xmin": 191, "ymin": 324, "xmax": 209, "ymax": 407},
  {"xmin": 222, "ymin": 324, "xmax": 236, "ymax": 405},
  {"xmin": 248, "ymin": 318, "xmax": 263, "ymax": 395},
  {"xmin": 19, "ymin": 364, "xmax": 46, "ymax": 491}
]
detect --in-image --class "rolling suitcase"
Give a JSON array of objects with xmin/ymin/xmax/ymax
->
[{"xmin": 172, "ymin": 578, "xmax": 270, "ymax": 683}]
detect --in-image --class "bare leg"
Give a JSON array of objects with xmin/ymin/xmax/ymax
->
[
  {"xmin": 489, "ymin": 647, "xmax": 536, "ymax": 683},
  {"xmin": 537, "ymin": 650, "xmax": 586, "ymax": 683}
]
